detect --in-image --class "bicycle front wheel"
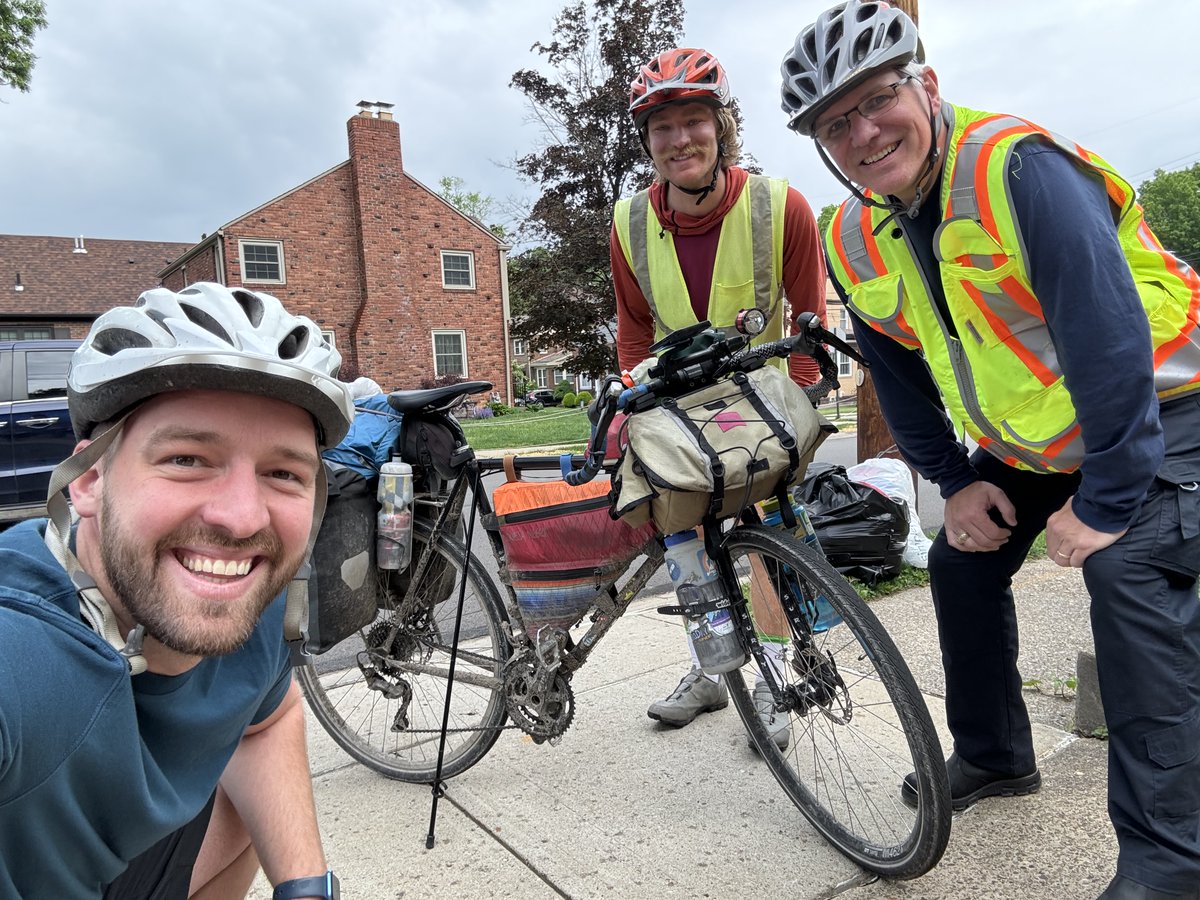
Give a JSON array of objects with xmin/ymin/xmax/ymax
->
[
  {"xmin": 297, "ymin": 524, "xmax": 511, "ymax": 782},
  {"xmin": 721, "ymin": 524, "xmax": 951, "ymax": 878}
]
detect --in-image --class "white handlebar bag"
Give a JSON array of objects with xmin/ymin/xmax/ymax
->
[{"xmin": 613, "ymin": 366, "xmax": 835, "ymax": 535}]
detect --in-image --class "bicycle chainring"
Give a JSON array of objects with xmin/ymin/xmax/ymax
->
[{"xmin": 502, "ymin": 654, "xmax": 575, "ymax": 743}]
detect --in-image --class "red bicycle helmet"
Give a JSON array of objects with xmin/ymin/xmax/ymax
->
[{"xmin": 629, "ymin": 48, "xmax": 731, "ymax": 130}]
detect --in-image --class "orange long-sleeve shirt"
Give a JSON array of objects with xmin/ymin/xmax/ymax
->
[{"xmin": 612, "ymin": 166, "xmax": 827, "ymax": 386}]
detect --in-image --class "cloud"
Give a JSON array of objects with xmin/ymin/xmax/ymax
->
[{"xmin": 0, "ymin": 0, "xmax": 1194, "ymax": 242}]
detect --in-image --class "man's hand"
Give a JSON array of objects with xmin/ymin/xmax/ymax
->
[
  {"xmin": 944, "ymin": 481, "xmax": 1017, "ymax": 552},
  {"xmin": 1046, "ymin": 498, "xmax": 1125, "ymax": 568}
]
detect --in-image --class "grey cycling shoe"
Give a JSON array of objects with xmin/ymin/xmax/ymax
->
[
  {"xmin": 647, "ymin": 668, "xmax": 728, "ymax": 727},
  {"xmin": 749, "ymin": 679, "xmax": 790, "ymax": 751}
]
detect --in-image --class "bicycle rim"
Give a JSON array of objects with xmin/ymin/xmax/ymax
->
[
  {"xmin": 722, "ymin": 525, "xmax": 951, "ymax": 878},
  {"xmin": 297, "ymin": 525, "xmax": 511, "ymax": 782}
]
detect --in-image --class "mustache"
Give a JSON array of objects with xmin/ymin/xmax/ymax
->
[{"xmin": 155, "ymin": 525, "xmax": 283, "ymax": 561}]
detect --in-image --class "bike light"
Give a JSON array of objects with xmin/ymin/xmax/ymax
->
[{"xmin": 735, "ymin": 308, "xmax": 766, "ymax": 336}]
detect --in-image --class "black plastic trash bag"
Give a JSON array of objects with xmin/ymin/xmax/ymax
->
[{"xmin": 793, "ymin": 462, "xmax": 908, "ymax": 586}]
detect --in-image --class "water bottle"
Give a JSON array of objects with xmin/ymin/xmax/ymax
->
[
  {"xmin": 663, "ymin": 530, "xmax": 748, "ymax": 675},
  {"xmin": 376, "ymin": 458, "xmax": 414, "ymax": 571},
  {"xmin": 761, "ymin": 496, "xmax": 842, "ymax": 633}
]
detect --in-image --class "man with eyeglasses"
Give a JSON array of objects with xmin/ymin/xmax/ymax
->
[{"xmin": 781, "ymin": 3, "xmax": 1200, "ymax": 898}]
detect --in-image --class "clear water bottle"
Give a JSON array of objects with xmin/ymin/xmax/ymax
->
[
  {"xmin": 760, "ymin": 496, "xmax": 842, "ymax": 633},
  {"xmin": 663, "ymin": 530, "xmax": 748, "ymax": 675},
  {"xmin": 376, "ymin": 458, "xmax": 414, "ymax": 571}
]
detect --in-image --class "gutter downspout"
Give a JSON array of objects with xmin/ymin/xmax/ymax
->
[{"xmin": 499, "ymin": 243, "xmax": 512, "ymax": 405}]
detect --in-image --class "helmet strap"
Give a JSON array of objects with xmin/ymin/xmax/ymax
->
[{"xmin": 43, "ymin": 414, "xmax": 149, "ymax": 676}]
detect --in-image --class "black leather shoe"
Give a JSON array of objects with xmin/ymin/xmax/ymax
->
[
  {"xmin": 1098, "ymin": 874, "xmax": 1200, "ymax": 899},
  {"xmin": 901, "ymin": 751, "xmax": 1040, "ymax": 811}
]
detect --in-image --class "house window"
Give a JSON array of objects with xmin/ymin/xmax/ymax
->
[
  {"xmin": 536, "ymin": 368, "xmax": 548, "ymax": 388},
  {"xmin": 441, "ymin": 251, "xmax": 475, "ymax": 289},
  {"xmin": 321, "ymin": 329, "xmax": 336, "ymax": 349},
  {"xmin": 0, "ymin": 326, "xmax": 53, "ymax": 340},
  {"xmin": 513, "ymin": 338, "xmax": 526, "ymax": 356},
  {"xmin": 837, "ymin": 351, "xmax": 853, "ymax": 378},
  {"xmin": 432, "ymin": 330, "xmax": 467, "ymax": 377},
  {"xmin": 238, "ymin": 240, "xmax": 286, "ymax": 283}
]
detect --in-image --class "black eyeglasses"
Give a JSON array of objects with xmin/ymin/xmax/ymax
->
[{"xmin": 813, "ymin": 76, "xmax": 914, "ymax": 146}]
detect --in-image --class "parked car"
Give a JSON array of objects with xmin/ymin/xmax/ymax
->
[
  {"xmin": 1, "ymin": 340, "xmax": 80, "ymax": 525},
  {"xmin": 525, "ymin": 388, "xmax": 560, "ymax": 406}
]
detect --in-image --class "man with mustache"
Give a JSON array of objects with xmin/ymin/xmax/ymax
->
[
  {"xmin": 781, "ymin": 3, "xmax": 1200, "ymax": 896},
  {"xmin": 0, "ymin": 283, "xmax": 354, "ymax": 899},
  {"xmin": 611, "ymin": 47, "xmax": 827, "ymax": 741}
]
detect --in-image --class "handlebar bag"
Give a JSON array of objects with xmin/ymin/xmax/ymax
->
[
  {"xmin": 490, "ymin": 472, "xmax": 658, "ymax": 638},
  {"xmin": 612, "ymin": 365, "xmax": 834, "ymax": 535}
]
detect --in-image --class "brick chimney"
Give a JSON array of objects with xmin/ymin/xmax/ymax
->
[{"xmin": 347, "ymin": 101, "xmax": 410, "ymax": 378}]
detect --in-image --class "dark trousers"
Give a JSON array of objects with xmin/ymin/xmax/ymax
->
[
  {"xmin": 928, "ymin": 397, "xmax": 1200, "ymax": 890},
  {"xmin": 101, "ymin": 793, "xmax": 216, "ymax": 900}
]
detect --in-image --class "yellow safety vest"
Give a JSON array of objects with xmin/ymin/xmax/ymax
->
[
  {"xmin": 825, "ymin": 104, "xmax": 1200, "ymax": 473},
  {"xmin": 613, "ymin": 175, "xmax": 789, "ymax": 367}
]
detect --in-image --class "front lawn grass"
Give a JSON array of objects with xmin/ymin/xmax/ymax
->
[{"xmin": 460, "ymin": 406, "xmax": 591, "ymax": 452}]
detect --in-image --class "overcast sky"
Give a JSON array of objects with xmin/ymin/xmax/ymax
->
[{"xmin": 1, "ymin": 0, "xmax": 1195, "ymax": 247}]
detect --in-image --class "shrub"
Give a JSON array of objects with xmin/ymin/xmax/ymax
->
[
  {"xmin": 528, "ymin": 401, "xmax": 544, "ymax": 412},
  {"xmin": 487, "ymin": 400, "xmax": 510, "ymax": 417},
  {"xmin": 576, "ymin": 390, "xmax": 593, "ymax": 408},
  {"xmin": 472, "ymin": 405, "xmax": 494, "ymax": 419},
  {"xmin": 562, "ymin": 391, "xmax": 578, "ymax": 408}
]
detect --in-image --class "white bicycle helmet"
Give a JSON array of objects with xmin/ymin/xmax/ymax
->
[
  {"xmin": 69, "ymin": 282, "xmax": 354, "ymax": 448},
  {"xmin": 780, "ymin": 0, "xmax": 923, "ymax": 136}
]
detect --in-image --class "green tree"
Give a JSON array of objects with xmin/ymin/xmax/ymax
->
[
  {"xmin": 817, "ymin": 202, "xmax": 839, "ymax": 239},
  {"xmin": 508, "ymin": 0, "xmax": 684, "ymax": 378},
  {"xmin": 437, "ymin": 175, "xmax": 510, "ymax": 240},
  {"xmin": 1139, "ymin": 164, "xmax": 1200, "ymax": 270},
  {"xmin": 1, "ymin": 0, "xmax": 46, "ymax": 93}
]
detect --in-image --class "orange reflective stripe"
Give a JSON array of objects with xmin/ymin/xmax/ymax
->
[
  {"xmin": 998, "ymin": 275, "xmax": 1044, "ymax": 321},
  {"xmin": 960, "ymin": 280, "xmax": 1056, "ymax": 386},
  {"xmin": 861, "ymin": 202, "xmax": 886, "ymax": 274},
  {"xmin": 1042, "ymin": 423, "xmax": 1082, "ymax": 466},
  {"xmin": 977, "ymin": 436, "xmax": 1021, "ymax": 468},
  {"xmin": 830, "ymin": 204, "xmax": 860, "ymax": 286},
  {"xmin": 892, "ymin": 311, "xmax": 922, "ymax": 347}
]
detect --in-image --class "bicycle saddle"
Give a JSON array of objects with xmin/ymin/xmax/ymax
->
[{"xmin": 385, "ymin": 380, "xmax": 493, "ymax": 414}]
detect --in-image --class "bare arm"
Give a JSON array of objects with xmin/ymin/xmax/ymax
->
[{"xmin": 218, "ymin": 680, "xmax": 327, "ymax": 887}]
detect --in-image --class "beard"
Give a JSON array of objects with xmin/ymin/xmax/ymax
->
[{"xmin": 98, "ymin": 488, "xmax": 303, "ymax": 657}]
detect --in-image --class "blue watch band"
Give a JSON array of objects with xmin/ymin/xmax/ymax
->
[{"xmin": 272, "ymin": 870, "xmax": 339, "ymax": 899}]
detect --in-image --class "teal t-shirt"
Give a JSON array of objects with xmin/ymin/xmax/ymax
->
[{"xmin": 0, "ymin": 520, "xmax": 292, "ymax": 899}]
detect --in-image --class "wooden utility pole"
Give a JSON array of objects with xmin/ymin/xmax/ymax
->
[{"xmin": 855, "ymin": 0, "xmax": 919, "ymax": 463}]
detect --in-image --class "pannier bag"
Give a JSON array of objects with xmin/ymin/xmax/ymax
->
[
  {"xmin": 793, "ymin": 462, "xmax": 908, "ymax": 585},
  {"xmin": 613, "ymin": 365, "xmax": 834, "ymax": 535},
  {"xmin": 307, "ymin": 466, "xmax": 380, "ymax": 654},
  {"xmin": 491, "ymin": 469, "xmax": 658, "ymax": 637}
]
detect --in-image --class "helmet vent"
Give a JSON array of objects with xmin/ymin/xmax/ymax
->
[
  {"xmin": 856, "ymin": 2, "xmax": 879, "ymax": 23},
  {"xmin": 231, "ymin": 289, "xmax": 266, "ymax": 327},
  {"xmin": 90, "ymin": 328, "xmax": 153, "ymax": 356},
  {"xmin": 179, "ymin": 302, "xmax": 234, "ymax": 346},
  {"xmin": 277, "ymin": 325, "xmax": 310, "ymax": 360},
  {"xmin": 850, "ymin": 28, "xmax": 874, "ymax": 66}
]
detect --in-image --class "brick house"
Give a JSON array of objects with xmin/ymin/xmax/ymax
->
[
  {"xmin": 0, "ymin": 235, "xmax": 192, "ymax": 340},
  {"xmin": 160, "ymin": 103, "xmax": 512, "ymax": 400}
]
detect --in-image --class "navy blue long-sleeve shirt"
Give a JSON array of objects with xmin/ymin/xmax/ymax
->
[{"xmin": 832, "ymin": 138, "xmax": 1163, "ymax": 533}]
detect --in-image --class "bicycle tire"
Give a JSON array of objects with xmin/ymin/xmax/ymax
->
[
  {"xmin": 721, "ymin": 524, "xmax": 951, "ymax": 878},
  {"xmin": 297, "ymin": 523, "xmax": 511, "ymax": 782}
]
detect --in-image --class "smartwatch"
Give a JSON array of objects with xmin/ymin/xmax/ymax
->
[{"xmin": 272, "ymin": 870, "xmax": 340, "ymax": 900}]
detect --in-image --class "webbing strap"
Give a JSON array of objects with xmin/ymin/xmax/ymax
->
[
  {"xmin": 663, "ymin": 395, "xmax": 725, "ymax": 519},
  {"xmin": 43, "ymin": 416, "xmax": 149, "ymax": 675},
  {"xmin": 735, "ymin": 372, "xmax": 800, "ymax": 486}
]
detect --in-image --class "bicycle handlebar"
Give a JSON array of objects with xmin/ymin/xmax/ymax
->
[{"xmin": 565, "ymin": 312, "xmax": 867, "ymax": 487}]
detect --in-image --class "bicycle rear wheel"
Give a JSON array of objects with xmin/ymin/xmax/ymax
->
[
  {"xmin": 297, "ymin": 524, "xmax": 511, "ymax": 782},
  {"xmin": 721, "ymin": 524, "xmax": 951, "ymax": 878}
]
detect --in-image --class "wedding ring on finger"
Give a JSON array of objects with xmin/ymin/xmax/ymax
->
[
  {"xmin": 1056, "ymin": 550, "xmax": 1070, "ymax": 558},
  {"xmin": 956, "ymin": 532, "xmax": 970, "ymax": 545}
]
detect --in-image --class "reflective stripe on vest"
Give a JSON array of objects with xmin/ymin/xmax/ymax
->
[
  {"xmin": 825, "ymin": 103, "xmax": 1200, "ymax": 473},
  {"xmin": 614, "ymin": 175, "xmax": 788, "ymax": 350}
]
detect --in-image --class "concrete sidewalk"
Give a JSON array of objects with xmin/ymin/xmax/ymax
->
[{"xmin": 253, "ymin": 558, "xmax": 1114, "ymax": 900}]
